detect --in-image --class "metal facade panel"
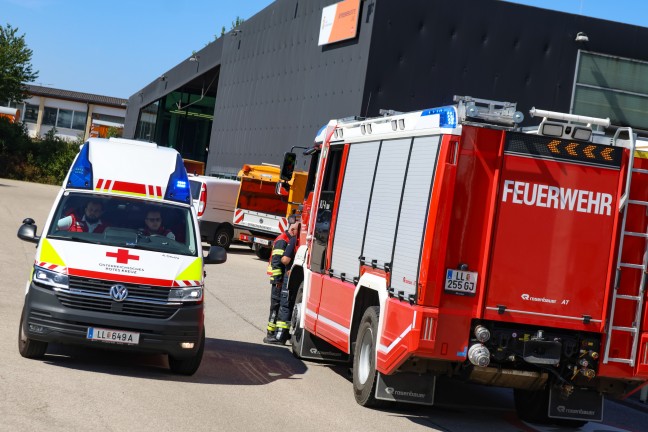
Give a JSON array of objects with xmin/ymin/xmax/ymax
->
[
  {"xmin": 330, "ymin": 141, "xmax": 380, "ymax": 280},
  {"xmin": 362, "ymin": 138, "xmax": 411, "ymax": 268},
  {"xmin": 390, "ymin": 135, "xmax": 440, "ymax": 298},
  {"xmin": 206, "ymin": 0, "xmax": 375, "ymax": 175}
]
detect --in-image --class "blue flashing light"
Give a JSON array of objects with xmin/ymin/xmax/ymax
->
[
  {"xmin": 421, "ymin": 106, "xmax": 458, "ymax": 128},
  {"xmin": 66, "ymin": 142, "xmax": 93, "ymax": 189},
  {"xmin": 315, "ymin": 124, "xmax": 327, "ymax": 143},
  {"xmin": 164, "ymin": 154, "xmax": 191, "ymax": 204}
]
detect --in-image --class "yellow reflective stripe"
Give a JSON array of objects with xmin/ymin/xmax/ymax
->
[
  {"xmin": 176, "ymin": 257, "xmax": 202, "ymax": 282},
  {"xmin": 267, "ymin": 323, "xmax": 276, "ymax": 331},
  {"xmin": 272, "ymin": 249, "xmax": 285, "ymax": 256},
  {"xmin": 271, "ymin": 270, "xmax": 282, "ymax": 276},
  {"xmin": 276, "ymin": 321, "xmax": 289, "ymax": 329},
  {"xmin": 40, "ymin": 239, "xmax": 65, "ymax": 266}
]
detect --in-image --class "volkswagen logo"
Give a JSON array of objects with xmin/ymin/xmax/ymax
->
[
  {"xmin": 109, "ymin": 284, "xmax": 128, "ymax": 302},
  {"xmin": 259, "ymin": 218, "xmax": 264, "ymax": 224}
]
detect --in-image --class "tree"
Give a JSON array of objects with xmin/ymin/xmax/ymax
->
[{"xmin": 0, "ymin": 24, "xmax": 38, "ymax": 104}]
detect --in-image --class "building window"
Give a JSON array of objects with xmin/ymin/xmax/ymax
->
[
  {"xmin": 23, "ymin": 104, "xmax": 39, "ymax": 123},
  {"xmin": 43, "ymin": 107, "xmax": 57, "ymax": 126},
  {"xmin": 573, "ymin": 51, "xmax": 648, "ymax": 131},
  {"xmin": 57, "ymin": 109, "xmax": 73, "ymax": 128},
  {"xmin": 72, "ymin": 111, "xmax": 87, "ymax": 130}
]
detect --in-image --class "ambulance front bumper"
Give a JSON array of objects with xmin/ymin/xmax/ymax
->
[{"xmin": 22, "ymin": 282, "xmax": 204, "ymax": 358}]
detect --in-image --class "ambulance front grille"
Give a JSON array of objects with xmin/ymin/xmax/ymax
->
[{"xmin": 57, "ymin": 276, "xmax": 180, "ymax": 319}]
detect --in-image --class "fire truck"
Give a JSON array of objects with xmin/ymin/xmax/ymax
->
[
  {"xmin": 233, "ymin": 163, "xmax": 307, "ymax": 259},
  {"xmin": 279, "ymin": 96, "xmax": 648, "ymax": 426}
]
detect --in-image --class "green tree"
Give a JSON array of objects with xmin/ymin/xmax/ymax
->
[
  {"xmin": 0, "ymin": 24, "xmax": 38, "ymax": 104},
  {"xmin": 231, "ymin": 16, "xmax": 245, "ymax": 29}
]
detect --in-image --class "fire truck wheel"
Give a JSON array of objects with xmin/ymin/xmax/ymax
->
[
  {"xmin": 353, "ymin": 306, "xmax": 382, "ymax": 407},
  {"xmin": 168, "ymin": 328, "xmax": 205, "ymax": 376},
  {"xmin": 290, "ymin": 283, "xmax": 304, "ymax": 358},
  {"xmin": 254, "ymin": 246, "xmax": 271, "ymax": 260},
  {"xmin": 513, "ymin": 387, "xmax": 552, "ymax": 424},
  {"xmin": 213, "ymin": 226, "xmax": 233, "ymax": 250},
  {"xmin": 18, "ymin": 309, "xmax": 47, "ymax": 359}
]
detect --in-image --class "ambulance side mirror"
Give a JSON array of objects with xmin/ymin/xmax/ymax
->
[
  {"xmin": 280, "ymin": 152, "xmax": 296, "ymax": 181},
  {"xmin": 18, "ymin": 218, "xmax": 40, "ymax": 244},
  {"xmin": 204, "ymin": 245, "xmax": 227, "ymax": 264}
]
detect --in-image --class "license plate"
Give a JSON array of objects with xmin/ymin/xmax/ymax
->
[
  {"xmin": 87, "ymin": 327, "xmax": 140, "ymax": 345},
  {"xmin": 254, "ymin": 237, "xmax": 270, "ymax": 246},
  {"xmin": 445, "ymin": 269, "xmax": 478, "ymax": 296}
]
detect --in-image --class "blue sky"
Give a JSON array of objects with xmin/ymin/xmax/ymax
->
[{"xmin": 2, "ymin": 0, "xmax": 647, "ymax": 99}]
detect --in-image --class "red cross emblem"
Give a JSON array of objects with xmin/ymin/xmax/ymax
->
[{"xmin": 106, "ymin": 248, "xmax": 140, "ymax": 264}]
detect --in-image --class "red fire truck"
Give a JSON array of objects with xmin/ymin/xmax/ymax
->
[{"xmin": 279, "ymin": 96, "xmax": 648, "ymax": 426}]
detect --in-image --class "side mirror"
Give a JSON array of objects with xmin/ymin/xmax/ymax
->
[
  {"xmin": 204, "ymin": 245, "xmax": 227, "ymax": 264},
  {"xmin": 275, "ymin": 181, "xmax": 289, "ymax": 197},
  {"xmin": 17, "ymin": 218, "xmax": 40, "ymax": 244},
  {"xmin": 280, "ymin": 152, "xmax": 296, "ymax": 181}
]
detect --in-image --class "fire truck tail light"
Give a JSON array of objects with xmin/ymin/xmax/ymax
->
[
  {"xmin": 468, "ymin": 343, "xmax": 490, "ymax": 367},
  {"xmin": 474, "ymin": 325, "xmax": 491, "ymax": 343},
  {"xmin": 197, "ymin": 183, "xmax": 207, "ymax": 217}
]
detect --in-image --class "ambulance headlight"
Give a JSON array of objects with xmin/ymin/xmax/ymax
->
[
  {"xmin": 33, "ymin": 266, "xmax": 69, "ymax": 289},
  {"xmin": 168, "ymin": 287, "xmax": 203, "ymax": 302}
]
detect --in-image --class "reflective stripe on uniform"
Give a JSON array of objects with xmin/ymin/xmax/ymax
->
[
  {"xmin": 272, "ymin": 248, "xmax": 285, "ymax": 256},
  {"xmin": 267, "ymin": 322, "xmax": 277, "ymax": 331},
  {"xmin": 276, "ymin": 321, "xmax": 289, "ymax": 329}
]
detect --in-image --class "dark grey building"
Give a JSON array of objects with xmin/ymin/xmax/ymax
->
[{"xmin": 124, "ymin": 0, "xmax": 648, "ymax": 175}]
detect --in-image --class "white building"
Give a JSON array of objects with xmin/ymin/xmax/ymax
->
[{"xmin": 2, "ymin": 85, "xmax": 127, "ymax": 141}]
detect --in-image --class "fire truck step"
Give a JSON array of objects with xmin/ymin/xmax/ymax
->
[
  {"xmin": 623, "ymin": 231, "xmax": 648, "ymax": 239},
  {"xmin": 628, "ymin": 199, "xmax": 648, "ymax": 206},
  {"xmin": 607, "ymin": 358, "xmax": 634, "ymax": 364},
  {"xmin": 619, "ymin": 262, "xmax": 646, "ymax": 270},
  {"xmin": 617, "ymin": 294, "xmax": 642, "ymax": 301},
  {"xmin": 611, "ymin": 326, "xmax": 638, "ymax": 333}
]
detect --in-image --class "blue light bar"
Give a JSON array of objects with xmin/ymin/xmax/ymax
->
[
  {"xmin": 421, "ymin": 106, "xmax": 458, "ymax": 128},
  {"xmin": 66, "ymin": 142, "xmax": 93, "ymax": 189},
  {"xmin": 164, "ymin": 154, "xmax": 191, "ymax": 204}
]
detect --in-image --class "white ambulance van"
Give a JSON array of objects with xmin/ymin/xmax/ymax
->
[
  {"xmin": 16, "ymin": 137, "xmax": 226, "ymax": 375},
  {"xmin": 188, "ymin": 175, "xmax": 242, "ymax": 250}
]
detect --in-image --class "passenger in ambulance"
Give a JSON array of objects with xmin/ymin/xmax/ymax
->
[
  {"xmin": 56, "ymin": 199, "xmax": 109, "ymax": 233},
  {"xmin": 140, "ymin": 209, "xmax": 176, "ymax": 240}
]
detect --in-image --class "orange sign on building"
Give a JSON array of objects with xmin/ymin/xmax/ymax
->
[{"xmin": 318, "ymin": 0, "xmax": 361, "ymax": 46}]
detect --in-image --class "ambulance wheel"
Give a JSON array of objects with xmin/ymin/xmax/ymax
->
[
  {"xmin": 254, "ymin": 246, "xmax": 270, "ymax": 260},
  {"xmin": 352, "ymin": 306, "xmax": 383, "ymax": 407},
  {"xmin": 290, "ymin": 283, "xmax": 304, "ymax": 358},
  {"xmin": 18, "ymin": 309, "xmax": 47, "ymax": 359},
  {"xmin": 168, "ymin": 328, "xmax": 205, "ymax": 376},
  {"xmin": 213, "ymin": 226, "xmax": 233, "ymax": 250}
]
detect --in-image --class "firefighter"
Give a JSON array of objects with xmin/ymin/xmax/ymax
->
[{"xmin": 263, "ymin": 216, "xmax": 299, "ymax": 344}]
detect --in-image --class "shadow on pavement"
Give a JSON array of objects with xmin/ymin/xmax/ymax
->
[{"xmin": 40, "ymin": 337, "xmax": 307, "ymax": 384}]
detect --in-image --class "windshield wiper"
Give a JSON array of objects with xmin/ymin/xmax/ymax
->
[{"xmin": 48, "ymin": 235, "xmax": 100, "ymax": 244}]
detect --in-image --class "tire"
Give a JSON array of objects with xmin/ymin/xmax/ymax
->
[
  {"xmin": 18, "ymin": 309, "xmax": 47, "ymax": 359},
  {"xmin": 254, "ymin": 246, "xmax": 271, "ymax": 260},
  {"xmin": 352, "ymin": 306, "xmax": 382, "ymax": 407},
  {"xmin": 213, "ymin": 226, "xmax": 233, "ymax": 250},
  {"xmin": 290, "ymin": 283, "xmax": 304, "ymax": 358},
  {"xmin": 514, "ymin": 386, "xmax": 552, "ymax": 424},
  {"xmin": 168, "ymin": 328, "xmax": 205, "ymax": 376}
]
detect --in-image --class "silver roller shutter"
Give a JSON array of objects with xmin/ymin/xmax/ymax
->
[
  {"xmin": 330, "ymin": 141, "xmax": 380, "ymax": 281},
  {"xmin": 362, "ymin": 138, "xmax": 411, "ymax": 268},
  {"xmin": 390, "ymin": 135, "xmax": 441, "ymax": 299}
]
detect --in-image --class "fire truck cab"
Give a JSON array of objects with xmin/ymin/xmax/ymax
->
[{"xmin": 281, "ymin": 96, "xmax": 648, "ymax": 425}]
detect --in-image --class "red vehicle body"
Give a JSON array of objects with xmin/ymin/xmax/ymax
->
[{"xmin": 282, "ymin": 97, "xmax": 648, "ymax": 425}]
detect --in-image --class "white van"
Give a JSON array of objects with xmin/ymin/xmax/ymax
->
[
  {"xmin": 17, "ymin": 138, "xmax": 226, "ymax": 375},
  {"xmin": 189, "ymin": 175, "xmax": 243, "ymax": 249}
]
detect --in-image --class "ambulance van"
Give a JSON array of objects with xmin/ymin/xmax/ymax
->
[{"xmin": 16, "ymin": 137, "xmax": 226, "ymax": 375}]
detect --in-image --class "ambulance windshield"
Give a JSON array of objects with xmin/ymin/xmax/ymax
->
[{"xmin": 47, "ymin": 192, "xmax": 197, "ymax": 256}]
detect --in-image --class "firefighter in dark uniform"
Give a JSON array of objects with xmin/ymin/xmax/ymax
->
[{"xmin": 263, "ymin": 216, "xmax": 299, "ymax": 344}]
